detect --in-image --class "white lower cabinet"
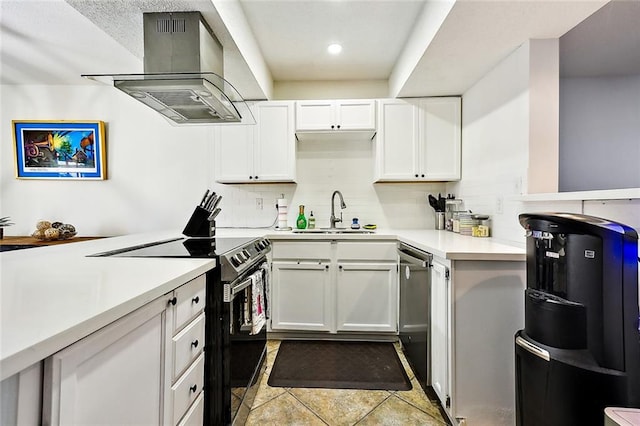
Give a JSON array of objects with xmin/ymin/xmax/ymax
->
[
  {"xmin": 42, "ymin": 274, "xmax": 207, "ymax": 426},
  {"xmin": 270, "ymin": 240, "xmax": 398, "ymax": 334},
  {"xmin": 42, "ymin": 297, "xmax": 167, "ymax": 426},
  {"xmin": 271, "ymin": 261, "xmax": 332, "ymax": 331},
  {"xmin": 336, "ymin": 263, "xmax": 397, "ymax": 332}
]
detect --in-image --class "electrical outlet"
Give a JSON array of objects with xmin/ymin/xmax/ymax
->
[
  {"xmin": 495, "ymin": 196, "xmax": 504, "ymax": 214},
  {"xmin": 256, "ymin": 198, "xmax": 263, "ymax": 210}
]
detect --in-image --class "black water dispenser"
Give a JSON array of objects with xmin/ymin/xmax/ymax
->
[{"xmin": 516, "ymin": 213, "xmax": 639, "ymax": 425}]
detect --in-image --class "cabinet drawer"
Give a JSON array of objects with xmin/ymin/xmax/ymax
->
[
  {"xmin": 177, "ymin": 391, "xmax": 204, "ymax": 426},
  {"xmin": 173, "ymin": 313, "xmax": 205, "ymax": 381},
  {"xmin": 272, "ymin": 241, "xmax": 332, "ymax": 260},
  {"xmin": 172, "ymin": 352, "xmax": 204, "ymax": 426},
  {"xmin": 174, "ymin": 275, "xmax": 206, "ymax": 332},
  {"xmin": 336, "ymin": 242, "xmax": 397, "ymax": 261}
]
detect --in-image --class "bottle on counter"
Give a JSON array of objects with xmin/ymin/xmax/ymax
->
[
  {"xmin": 308, "ymin": 211, "xmax": 316, "ymax": 229},
  {"xmin": 296, "ymin": 205, "xmax": 307, "ymax": 229},
  {"xmin": 351, "ymin": 218, "xmax": 360, "ymax": 229}
]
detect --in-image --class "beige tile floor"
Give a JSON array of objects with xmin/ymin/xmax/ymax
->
[{"xmin": 245, "ymin": 340, "xmax": 450, "ymax": 426}]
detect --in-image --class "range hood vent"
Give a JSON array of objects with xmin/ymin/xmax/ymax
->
[{"xmin": 84, "ymin": 12, "xmax": 254, "ymax": 125}]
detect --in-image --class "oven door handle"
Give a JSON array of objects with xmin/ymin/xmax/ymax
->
[
  {"xmin": 232, "ymin": 277, "xmax": 253, "ymax": 296},
  {"xmin": 224, "ymin": 276, "xmax": 254, "ymax": 302}
]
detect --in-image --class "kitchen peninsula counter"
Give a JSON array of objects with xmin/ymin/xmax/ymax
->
[{"xmin": 0, "ymin": 231, "xmax": 214, "ymax": 380}]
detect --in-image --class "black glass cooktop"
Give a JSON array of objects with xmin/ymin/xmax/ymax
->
[{"xmin": 91, "ymin": 236, "xmax": 256, "ymax": 258}]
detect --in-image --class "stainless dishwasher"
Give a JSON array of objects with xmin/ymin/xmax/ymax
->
[{"xmin": 398, "ymin": 242, "xmax": 433, "ymax": 392}]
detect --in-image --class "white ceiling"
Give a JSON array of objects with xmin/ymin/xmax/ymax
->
[{"xmin": 2, "ymin": 0, "xmax": 632, "ymax": 100}]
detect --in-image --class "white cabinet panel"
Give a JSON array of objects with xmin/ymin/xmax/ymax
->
[
  {"xmin": 295, "ymin": 100, "xmax": 335, "ymax": 131},
  {"xmin": 254, "ymin": 101, "xmax": 296, "ymax": 181},
  {"xmin": 430, "ymin": 260, "xmax": 450, "ymax": 409},
  {"xmin": 375, "ymin": 97, "xmax": 460, "ymax": 182},
  {"xmin": 214, "ymin": 123, "xmax": 254, "ymax": 182},
  {"xmin": 336, "ymin": 263, "xmax": 397, "ymax": 332},
  {"xmin": 336, "ymin": 100, "xmax": 376, "ymax": 130},
  {"xmin": 271, "ymin": 261, "xmax": 332, "ymax": 331},
  {"xmin": 295, "ymin": 100, "xmax": 376, "ymax": 132},
  {"xmin": 172, "ymin": 313, "xmax": 205, "ymax": 381},
  {"xmin": 375, "ymin": 99, "xmax": 420, "ymax": 180},
  {"xmin": 173, "ymin": 275, "xmax": 205, "ymax": 333},
  {"xmin": 216, "ymin": 101, "xmax": 295, "ymax": 183},
  {"xmin": 419, "ymin": 98, "xmax": 461, "ymax": 180},
  {"xmin": 177, "ymin": 391, "xmax": 204, "ymax": 426},
  {"xmin": 270, "ymin": 241, "xmax": 398, "ymax": 334},
  {"xmin": 43, "ymin": 297, "xmax": 166, "ymax": 426},
  {"xmin": 171, "ymin": 353, "xmax": 205, "ymax": 426}
]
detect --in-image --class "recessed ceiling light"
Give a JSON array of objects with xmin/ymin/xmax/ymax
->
[{"xmin": 327, "ymin": 44, "xmax": 342, "ymax": 55}]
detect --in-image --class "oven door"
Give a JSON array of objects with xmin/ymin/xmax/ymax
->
[{"xmin": 226, "ymin": 261, "xmax": 268, "ymax": 425}]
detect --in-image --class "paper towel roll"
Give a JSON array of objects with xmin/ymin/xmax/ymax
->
[{"xmin": 277, "ymin": 198, "xmax": 289, "ymax": 229}]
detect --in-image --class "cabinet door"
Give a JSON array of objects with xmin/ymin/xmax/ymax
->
[
  {"xmin": 336, "ymin": 100, "xmax": 376, "ymax": 130},
  {"xmin": 430, "ymin": 260, "xmax": 451, "ymax": 410},
  {"xmin": 419, "ymin": 97, "xmax": 461, "ymax": 180},
  {"xmin": 271, "ymin": 261, "xmax": 332, "ymax": 331},
  {"xmin": 43, "ymin": 297, "xmax": 166, "ymax": 426},
  {"xmin": 253, "ymin": 101, "xmax": 296, "ymax": 182},
  {"xmin": 374, "ymin": 99, "xmax": 420, "ymax": 181},
  {"xmin": 214, "ymin": 123, "xmax": 254, "ymax": 183},
  {"xmin": 336, "ymin": 263, "xmax": 397, "ymax": 332},
  {"xmin": 295, "ymin": 100, "xmax": 335, "ymax": 131}
]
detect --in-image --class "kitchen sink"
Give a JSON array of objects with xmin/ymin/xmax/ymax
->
[{"xmin": 292, "ymin": 228, "xmax": 374, "ymax": 234}]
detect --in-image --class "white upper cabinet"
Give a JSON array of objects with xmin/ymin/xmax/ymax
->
[
  {"xmin": 419, "ymin": 98, "xmax": 461, "ymax": 181},
  {"xmin": 295, "ymin": 99, "xmax": 376, "ymax": 140},
  {"xmin": 374, "ymin": 97, "xmax": 461, "ymax": 182},
  {"xmin": 215, "ymin": 101, "xmax": 296, "ymax": 183}
]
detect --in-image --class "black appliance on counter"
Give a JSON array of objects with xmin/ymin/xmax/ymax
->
[
  {"xmin": 92, "ymin": 235, "xmax": 272, "ymax": 425},
  {"xmin": 516, "ymin": 213, "xmax": 640, "ymax": 425},
  {"xmin": 398, "ymin": 242, "xmax": 433, "ymax": 392}
]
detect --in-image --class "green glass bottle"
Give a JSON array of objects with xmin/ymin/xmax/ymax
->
[{"xmin": 296, "ymin": 205, "xmax": 307, "ymax": 229}]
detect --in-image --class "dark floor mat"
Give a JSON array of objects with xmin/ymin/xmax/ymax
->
[{"xmin": 267, "ymin": 340, "xmax": 412, "ymax": 391}]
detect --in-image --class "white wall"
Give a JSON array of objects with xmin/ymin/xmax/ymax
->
[
  {"xmin": 1, "ymin": 84, "xmax": 443, "ymax": 237},
  {"xmin": 0, "ymin": 84, "xmax": 214, "ymax": 237},
  {"xmin": 559, "ymin": 75, "xmax": 640, "ymax": 191},
  {"xmin": 451, "ymin": 42, "xmax": 640, "ymax": 247}
]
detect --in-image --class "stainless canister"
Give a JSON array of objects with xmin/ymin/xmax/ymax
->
[{"xmin": 435, "ymin": 212, "xmax": 445, "ymax": 230}]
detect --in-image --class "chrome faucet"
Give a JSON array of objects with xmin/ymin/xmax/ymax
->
[{"xmin": 330, "ymin": 190, "xmax": 347, "ymax": 228}]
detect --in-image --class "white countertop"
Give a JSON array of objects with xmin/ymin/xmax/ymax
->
[
  {"xmin": 0, "ymin": 231, "xmax": 214, "ymax": 380},
  {"xmin": 258, "ymin": 228, "xmax": 525, "ymax": 261},
  {"xmin": 1, "ymin": 227, "xmax": 524, "ymax": 380}
]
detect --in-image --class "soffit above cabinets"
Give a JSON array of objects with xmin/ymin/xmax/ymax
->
[{"xmin": 1, "ymin": 0, "xmax": 611, "ymax": 98}]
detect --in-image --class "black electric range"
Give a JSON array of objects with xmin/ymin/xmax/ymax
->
[{"xmin": 90, "ymin": 235, "xmax": 272, "ymax": 425}]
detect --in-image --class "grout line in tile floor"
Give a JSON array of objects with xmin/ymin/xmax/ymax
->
[{"xmin": 245, "ymin": 340, "xmax": 449, "ymax": 426}]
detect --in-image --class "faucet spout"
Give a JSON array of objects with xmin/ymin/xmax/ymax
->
[{"xmin": 330, "ymin": 190, "xmax": 347, "ymax": 228}]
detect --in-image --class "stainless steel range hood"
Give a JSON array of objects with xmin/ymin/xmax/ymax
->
[{"xmin": 84, "ymin": 12, "xmax": 254, "ymax": 125}]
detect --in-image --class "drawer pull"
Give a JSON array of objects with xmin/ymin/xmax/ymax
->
[
  {"xmin": 191, "ymin": 339, "xmax": 199, "ymax": 348},
  {"xmin": 192, "ymin": 296, "xmax": 200, "ymax": 304},
  {"xmin": 190, "ymin": 384, "xmax": 198, "ymax": 393},
  {"xmin": 168, "ymin": 297, "xmax": 177, "ymax": 306}
]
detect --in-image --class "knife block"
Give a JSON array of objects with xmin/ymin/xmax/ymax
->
[{"xmin": 183, "ymin": 206, "xmax": 216, "ymax": 238}]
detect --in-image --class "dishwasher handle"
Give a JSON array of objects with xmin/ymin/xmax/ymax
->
[{"xmin": 398, "ymin": 248, "xmax": 433, "ymax": 268}]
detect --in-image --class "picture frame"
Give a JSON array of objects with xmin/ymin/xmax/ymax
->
[{"xmin": 13, "ymin": 120, "xmax": 106, "ymax": 180}]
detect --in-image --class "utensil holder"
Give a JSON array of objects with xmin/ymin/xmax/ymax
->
[{"xmin": 183, "ymin": 206, "xmax": 216, "ymax": 237}]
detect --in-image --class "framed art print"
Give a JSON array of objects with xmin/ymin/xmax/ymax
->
[{"xmin": 13, "ymin": 120, "xmax": 106, "ymax": 180}]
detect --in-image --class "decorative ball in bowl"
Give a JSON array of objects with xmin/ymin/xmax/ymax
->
[{"xmin": 32, "ymin": 221, "xmax": 77, "ymax": 241}]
